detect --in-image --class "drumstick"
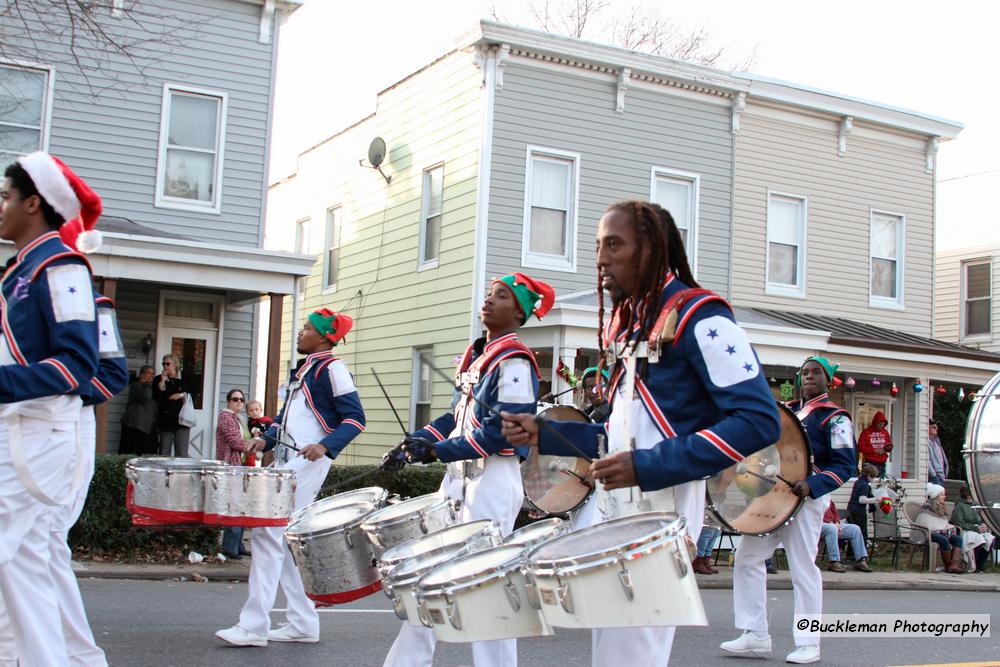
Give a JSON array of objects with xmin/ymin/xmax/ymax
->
[
  {"xmin": 257, "ymin": 431, "xmax": 300, "ymax": 452},
  {"xmin": 419, "ymin": 355, "xmax": 594, "ymax": 463},
  {"xmin": 371, "ymin": 366, "xmax": 409, "ymax": 436},
  {"xmin": 735, "ymin": 462, "xmax": 794, "ymax": 488}
]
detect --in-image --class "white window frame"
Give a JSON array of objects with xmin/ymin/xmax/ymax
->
[
  {"xmin": 322, "ymin": 206, "xmax": 341, "ymax": 293},
  {"xmin": 868, "ymin": 208, "xmax": 906, "ymax": 310},
  {"xmin": 961, "ymin": 259, "xmax": 992, "ymax": 340},
  {"xmin": 418, "ymin": 162, "xmax": 444, "ymax": 271},
  {"xmin": 154, "ymin": 83, "xmax": 227, "ymax": 214},
  {"xmin": 294, "ymin": 217, "xmax": 309, "ymax": 301},
  {"xmin": 410, "ymin": 346, "xmax": 434, "ymax": 431},
  {"xmin": 649, "ymin": 166, "xmax": 701, "ymax": 277},
  {"xmin": 0, "ymin": 60, "xmax": 55, "ymax": 158},
  {"xmin": 764, "ymin": 190, "xmax": 808, "ymax": 298},
  {"xmin": 521, "ymin": 145, "xmax": 580, "ymax": 273}
]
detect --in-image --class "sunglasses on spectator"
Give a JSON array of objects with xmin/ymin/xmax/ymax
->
[{"xmin": 230, "ymin": 397, "xmax": 245, "ymax": 403}]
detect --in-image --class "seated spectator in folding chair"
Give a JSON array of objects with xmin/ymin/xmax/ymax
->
[
  {"xmin": 916, "ymin": 483, "xmax": 964, "ymax": 574},
  {"xmin": 847, "ymin": 464, "xmax": 879, "ymax": 537},
  {"xmin": 950, "ymin": 485, "xmax": 995, "ymax": 573},
  {"xmin": 820, "ymin": 500, "xmax": 872, "ymax": 572}
]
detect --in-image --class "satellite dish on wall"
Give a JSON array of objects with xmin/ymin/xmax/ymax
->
[{"xmin": 361, "ymin": 137, "xmax": 391, "ymax": 183}]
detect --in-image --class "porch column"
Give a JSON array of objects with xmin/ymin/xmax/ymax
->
[
  {"xmin": 95, "ymin": 277, "xmax": 117, "ymax": 454},
  {"xmin": 264, "ymin": 294, "xmax": 284, "ymax": 417}
]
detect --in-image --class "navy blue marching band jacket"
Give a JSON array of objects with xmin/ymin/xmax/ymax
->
[
  {"xmin": 83, "ymin": 296, "xmax": 128, "ymax": 407},
  {"xmin": 786, "ymin": 393, "xmax": 856, "ymax": 498},
  {"xmin": 411, "ymin": 333, "xmax": 538, "ymax": 463},
  {"xmin": 264, "ymin": 350, "xmax": 366, "ymax": 458},
  {"xmin": 0, "ymin": 231, "xmax": 99, "ymax": 403},
  {"xmin": 539, "ymin": 273, "xmax": 781, "ymax": 491}
]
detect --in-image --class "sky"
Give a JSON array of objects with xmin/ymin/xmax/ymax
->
[{"xmin": 270, "ymin": 0, "xmax": 1000, "ymax": 251}]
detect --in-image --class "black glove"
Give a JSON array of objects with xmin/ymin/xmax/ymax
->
[
  {"xmin": 402, "ymin": 436, "xmax": 437, "ymax": 464},
  {"xmin": 381, "ymin": 443, "xmax": 407, "ymax": 471}
]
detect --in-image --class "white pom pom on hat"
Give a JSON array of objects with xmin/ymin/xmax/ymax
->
[{"xmin": 16, "ymin": 151, "xmax": 102, "ymax": 253}]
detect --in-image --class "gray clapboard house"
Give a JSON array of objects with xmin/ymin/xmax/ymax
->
[{"xmin": 0, "ymin": 0, "xmax": 313, "ymax": 455}]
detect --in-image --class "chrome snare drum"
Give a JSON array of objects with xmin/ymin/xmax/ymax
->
[
  {"xmin": 202, "ymin": 467, "xmax": 295, "ymax": 527},
  {"xmin": 521, "ymin": 405, "xmax": 593, "ymax": 515},
  {"xmin": 361, "ymin": 494, "xmax": 456, "ymax": 559},
  {"xmin": 125, "ymin": 457, "xmax": 223, "ymax": 526},
  {"xmin": 384, "ymin": 543, "xmax": 469, "ymax": 625},
  {"xmin": 502, "ymin": 517, "xmax": 569, "ymax": 550},
  {"xmin": 417, "ymin": 544, "xmax": 551, "ymax": 642},
  {"xmin": 285, "ymin": 502, "xmax": 383, "ymax": 606},
  {"xmin": 378, "ymin": 519, "xmax": 502, "ymax": 579},
  {"xmin": 291, "ymin": 486, "xmax": 388, "ymax": 525},
  {"xmin": 965, "ymin": 370, "xmax": 1000, "ymax": 535},
  {"xmin": 525, "ymin": 512, "xmax": 706, "ymax": 629}
]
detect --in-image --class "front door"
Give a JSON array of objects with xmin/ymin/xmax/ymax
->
[
  {"xmin": 157, "ymin": 327, "xmax": 218, "ymax": 459},
  {"xmin": 853, "ymin": 397, "xmax": 896, "ymax": 477}
]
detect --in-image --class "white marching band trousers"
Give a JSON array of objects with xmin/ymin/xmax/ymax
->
[
  {"xmin": 237, "ymin": 454, "xmax": 331, "ymax": 638},
  {"xmin": 733, "ymin": 494, "xmax": 825, "ymax": 647}
]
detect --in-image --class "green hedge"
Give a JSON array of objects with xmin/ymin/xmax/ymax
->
[{"xmin": 69, "ymin": 456, "xmax": 446, "ymax": 559}]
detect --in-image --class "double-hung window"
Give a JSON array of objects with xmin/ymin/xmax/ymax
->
[
  {"xmin": 651, "ymin": 167, "xmax": 700, "ymax": 273},
  {"xmin": 766, "ymin": 192, "xmax": 807, "ymax": 297},
  {"xmin": 870, "ymin": 210, "xmax": 905, "ymax": 308},
  {"xmin": 419, "ymin": 164, "xmax": 443, "ymax": 268},
  {"xmin": 962, "ymin": 260, "xmax": 992, "ymax": 338},
  {"xmin": 324, "ymin": 207, "xmax": 341, "ymax": 291},
  {"xmin": 0, "ymin": 63, "xmax": 51, "ymax": 162},
  {"xmin": 156, "ymin": 85, "xmax": 227, "ymax": 213},
  {"xmin": 522, "ymin": 147, "xmax": 579, "ymax": 271},
  {"xmin": 411, "ymin": 347, "xmax": 433, "ymax": 430}
]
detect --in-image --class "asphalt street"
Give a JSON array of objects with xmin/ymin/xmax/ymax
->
[{"xmin": 81, "ymin": 579, "xmax": 998, "ymax": 666}]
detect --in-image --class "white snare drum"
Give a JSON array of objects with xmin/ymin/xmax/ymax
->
[
  {"xmin": 502, "ymin": 517, "xmax": 569, "ymax": 550},
  {"xmin": 361, "ymin": 494, "xmax": 456, "ymax": 559},
  {"xmin": 203, "ymin": 467, "xmax": 295, "ymax": 527},
  {"xmin": 384, "ymin": 543, "xmax": 468, "ymax": 625},
  {"xmin": 125, "ymin": 457, "xmax": 223, "ymax": 526},
  {"xmin": 285, "ymin": 502, "xmax": 383, "ymax": 606},
  {"xmin": 378, "ymin": 519, "xmax": 502, "ymax": 579},
  {"xmin": 418, "ymin": 544, "xmax": 551, "ymax": 642},
  {"xmin": 291, "ymin": 486, "xmax": 388, "ymax": 525},
  {"xmin": 525, "ymin": 512, "xmax": 706, "ymax": 629}
]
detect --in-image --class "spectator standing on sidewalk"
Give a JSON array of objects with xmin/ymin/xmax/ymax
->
[
  {"xmin": 847, "ymin": 464, "xmax": 879, "ymax": 537},
  {"xmin": 120, "ymin": 365, "xmax": 158, "ymax": 455},
  {"xmin": 820, "ymin": 499, "xmax": 872, "ymax": 572},
  {"xmin": 153, "ymin": 354, "xmax": 190, "ymax": 457},
  {"xmin": 217, "ymin": 388, "xmax": 253, "ymax": 560},
  {"xmin": 693, "ymin": 524, "xmax": 721, "ymax": 574},
  {"xmin": 927, "ymin": 419, "xmax": 948, "ymax": 486},
  {"xmin": 856, "ymin": 411, "xmax": 892, "ymax": 476}
]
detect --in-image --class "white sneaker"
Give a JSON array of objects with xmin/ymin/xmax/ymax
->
[
  {"xmin": 720, "ymin": 631, "xmax": 772, "ymax": 654},
  {"xmin": 268, "ymin": 622, "xmax": 319, "ymax": 643},
  {"xmin": 786, "ymin": 645, "xmax": 821, "ymax": 664},
  {"xmin": 215, "ymin": 625, "xmax": 267, "ymax": 647}
]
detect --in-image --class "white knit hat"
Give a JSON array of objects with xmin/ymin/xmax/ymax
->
[{"xmin": 926, "ymin": 483, "xmax": 945, "ymax": 499}]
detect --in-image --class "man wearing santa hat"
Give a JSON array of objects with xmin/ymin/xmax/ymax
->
[
  {"xmin": 216, "ymin": 308, "xmax": 366, "ymax": 647},
  {"xmin": 0, "ymin": 152, "xmax": 103, "ymax": 665},
  {"xmin": 380, "ymin": 272, "xmax": 553, "ymax": 667}
]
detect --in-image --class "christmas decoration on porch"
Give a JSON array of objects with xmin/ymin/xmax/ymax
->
[
  {"xmin": 779, "ymin": 380, "xmax": 794, "ymax": 401},
  {"xmin": 913, "ymin": 379, "xmax": 924, "ymax": 393},
  {"xmin": 890, "ymin": 382, "xmax": 899, "ymax": 397},
  {"xmin": 871, "ymin": 377, "xmax": 881, "ymax": 387},
  {"xmin": 556, "ymin": 360, "xmax": 579, "ymax": 388},
  {"xmin": 845, "ymin": 377, "xmax": 856, "ymax": 391}
]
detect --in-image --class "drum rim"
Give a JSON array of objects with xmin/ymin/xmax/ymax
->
[
  {"xmin": 529, "ymin": 532, "xmax": 678, "ymax": 579},
  {"xmin": 526, "ymin": 511, "xmax": 681, "ymax": 570},
  {"xmin": 285, "ymin": 502, "xmax": 374, "ymax": 538},
  {"xmin": 380, "ymin": 519, "xmax": 497, "ymax": 567},
  {"xmin": 360, "ymin": 494, "xmax": 451, "ymax": 531},
  {"xmin": 385, "ymin": 542, "xmax": 470, "ymax": 588},
  {"xmin": 126, "ymin": 457, "xmax": 224, "ymax": 470},
  {"xmin": 966, "ymin": 372, "xmax": 1000, "ymax": 454},
  {"xmin": 522, "ymin": 406, "xmax": 594, "ymax": 515},
  {"xmin": 417, "ymin": 544, "xmax": 526, "ymax": 598},
  {"xmin": 502, "ymin": 518, "xmax": 568, "ymax": 547},
  {"xmin": 206, "ymin": 466, "xmax": 294, "ymax": 477},
  {"xmin": 290, "ymin": 487, "xmax": 388, "ymax": 522}
]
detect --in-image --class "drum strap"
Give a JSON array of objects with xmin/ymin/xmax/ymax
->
[{"xmin": 8, "ymin": 412, "xmax": 85, "ymax": 507}]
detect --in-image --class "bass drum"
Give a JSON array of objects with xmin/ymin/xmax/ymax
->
[
  {"xmin": 964, "ymin": 370, "xmax": 1000, "ymax": 535},
  {"xmin": 520, "ymin": 405, "xmax": 593, "ymax": 515},
  {"xmin": 705, "ymin": 402, "xmax": 812, "ymax": 536}
]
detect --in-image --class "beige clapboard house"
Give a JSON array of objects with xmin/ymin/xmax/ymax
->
[
  {"xmin": 264, "ymin": 21, "xmax": 1000, "ymax": 476},
  {"xmin": 935, "ymin": 245, "xmax": 998, "ymax": 353}
]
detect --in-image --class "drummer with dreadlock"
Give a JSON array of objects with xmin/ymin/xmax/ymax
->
[
  {"xmin": 383, "ymin": 272, "xmax": 553, "ymax": 667},
  {"xmin": 502, "ymin": 200, "xmax": 780, "ymax": 667}
]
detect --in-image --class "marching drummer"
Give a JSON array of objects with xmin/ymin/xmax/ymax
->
[
  {"xmin": 576, "ymin": 365, "xmax": 610, "ymax": 422},
  {"xmin": 720, "ymin": 355, "xmax": 855, "ymax": 664},
  {"xmin": 0, "ymin": 153, "xmax": 102, "ymax": 665},
  {"xmin": 216, "ymin": 308, "xmax": 365, "ymax": 648},
  {"xmin": 382, "ymin": 272, "xmax": 553, "ymax": 667},
  {"xmin": 502, "ymin": 201, "xmax": 780, "ymax": 666}
]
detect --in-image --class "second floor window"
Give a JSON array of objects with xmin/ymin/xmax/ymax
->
[
  {"xmin": 522, "ymin": 147, "xmax": 579, "ymax": 271},
  {"xmin": 156, "ymin": 85, "xmax": 226, "ymax": 213},
  {"xmin": 870, "ymin": 211, "xmax": 905, "ymax": 307},
  {"xmin": 324, "ymin": 207, "xmax": 341, "ymax": 290},
  {"xmin": 766, "ymin": 192, "xmax": 806, "ymax": 296},
  {"xmin": 963, "ymin": 260, "xmax": 991, "ymax": 338},
  {"xmin": 0, "ymin": 64, "xmax": 50, "ymax": 163},
  {"xmin": 652, "ymin": 168, "xmax": 700, "ymax": 272},
  {"xmin": 419, "ymin": 164, "xmax": 443, "ymax": 267}
]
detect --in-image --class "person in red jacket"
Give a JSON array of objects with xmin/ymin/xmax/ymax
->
[{"xmin": 857, "ymin": 410, "xmax": 892, "ymax": 476}]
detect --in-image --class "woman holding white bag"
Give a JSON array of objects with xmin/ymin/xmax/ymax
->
[{"xmin": 153, "ymin": 353, "xmax": 191, "ymax": 457}]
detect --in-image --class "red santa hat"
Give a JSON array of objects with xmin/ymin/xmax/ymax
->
[{"xmin": 16, "ymin": 151, "xmax": 103, "ymax": 253}]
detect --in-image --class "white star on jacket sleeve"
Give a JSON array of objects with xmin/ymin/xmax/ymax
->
[{"xmin": 694, "ymin": 315, "xmax": 761, "ymax": 387}]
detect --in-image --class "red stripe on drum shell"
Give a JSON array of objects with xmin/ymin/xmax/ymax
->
[{"xmin": 309, "ymin": 580, "xmax": 383, "ymax": 607}]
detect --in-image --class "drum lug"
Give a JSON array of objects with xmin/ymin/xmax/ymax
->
[
  {"xmin": 503, "ymin": 577, "xmax": 521, "ymax": 612},
  {"xmin": 524, "ymin": 578, "xmax": 541, "ymax": 610},
  {"xmin": 391, "ymin": 595, "xmax": 407, "ymax": 621},
  {"xmin": 556, "ymin": 578, "xmax": 574, "ymax": 614},
  {"xmin": 416, "ymin": 599, "xmax": 432, "ymax": 628},
  {"xmin": 418, "ymin": 512, "xmax": 429, "ymax": 534},
  {"xmin": 243, "ymin": 474, "xmax": 250, "ymax": 493},
  {"xmin": 165, "ymin": 470, "xmax": 172, "ymax": 488},
  {"xmin": 617, "ymin": 562, "xmax": 635, "ymax": 601},
  {"xmin": 445, "ymin": 594, "xmax": 462, "ymax": 630},
  {"xmin": 673, "ymin": 542, "xmax": 689, "ymax": 579},
  {"xmin": 344, "ymin": 530, "xmax": 353, "ymax": 550}
]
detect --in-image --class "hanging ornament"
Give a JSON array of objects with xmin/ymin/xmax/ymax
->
[
  {"xmin": 871, "ymin": 377, "xmax": 881, "ymax": 387},
  {"xmin": 958, "ymin": 387, "xmax": 965, "ymax": 401},
  {"xmin": 935, "ymin": 385, "xmax": 947, "ymax": 395},
  {"xmin": 779, "ymin": 380, "xmax": 794, "ymax": 401},
  {"xmin": 969, "ymin": 391, "xmax": 977, "ymax": 401},
  {"xmin": 556, "ymin": 360, "xmax": 579, "ymax": 388},
  {"xmin": 913, "ymin": 379, "xmax": 924, "ymax": 393},
  {"xmin": 890, "ymin": 382, "xmax": 899, "ymax": 397},
  {"xmin": 831, "ymin": 376, "xmax": 843, "ymax": 389},
  {"xmin": 845, "ymin": 377, "xmax": 856, "ymax": 391},
  {"xmin": 769, "ymin": 376, "xmax": 777, "ymax": 384}
]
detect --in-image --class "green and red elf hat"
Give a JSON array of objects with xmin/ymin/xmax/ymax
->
[
  {"xmin": 492, "ymin": 273, "xmax": 555, "ymax": 324},
  {"xmin": 801, "ymin": 355, "xmax": 839, "ymax": 382},
  {"xmin": 308, "ymin": 308, "xmax": 353, "ymax": 346}
]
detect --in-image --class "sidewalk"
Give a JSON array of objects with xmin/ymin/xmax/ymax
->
[{"xmin": 71, "ymin": 559, "xmax": 1000, "ymax": 592}]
